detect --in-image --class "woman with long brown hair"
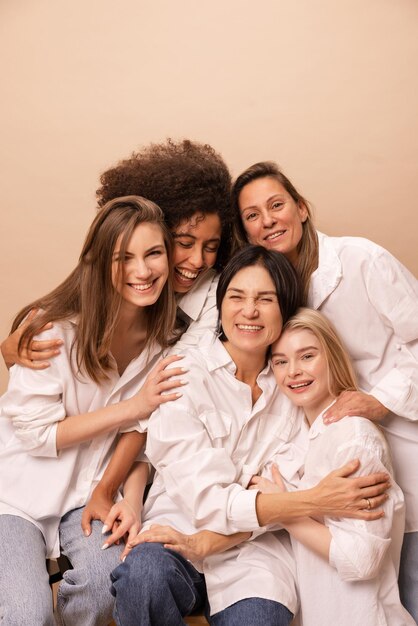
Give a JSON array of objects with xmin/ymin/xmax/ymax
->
[{"xmin": 0, "ymin": 196, "xmax": 183, "ymax": 626}]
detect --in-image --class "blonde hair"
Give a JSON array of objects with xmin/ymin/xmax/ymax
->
[
  {"xmin": 231, "ymin": 162, "xmax": 318, "ymax": 302},
  {"xmin": 282, "ymin": 308, "xmax": 358, "ymax": 397},
  {"xmin": 12, "ymin": 196, "xmax": 177, "ymax": 383}
]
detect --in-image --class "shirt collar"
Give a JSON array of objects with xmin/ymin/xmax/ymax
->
[
  {"xmin": 307, "ymin": 400, "xmax": 336, "ymax": 440},
  {"xmin": 176, "ymin": 269, "xmax": 217, "ymax": 322},
  {"xmin": 308, "ymin": 231, "xmax": 343, "ymax": 309},
  {"xmin": 202, "ymin": 334, "xmax": 273, "ymax": 384}
]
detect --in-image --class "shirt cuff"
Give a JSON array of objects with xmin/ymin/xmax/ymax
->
[{"xmin": 228, "ymin": 487, "xmax": 261, "ymax": 532}]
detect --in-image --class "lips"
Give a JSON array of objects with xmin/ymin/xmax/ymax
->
[
  {"xmin": 264, "ymin": 230, "xmax": 286, "ymax": 242},
  {"xmin": 127, "ymin": 279, "xmax": 157, "ymax": 292},
  {"xmin": 236, "ymin": 324, "xmax": 263, "ymax": 331},
  {"xmin": 175, "ymin": 267, "xmax": 200, "ymax": 281},
  {"xmin": 288, "ymin": 381, "xmax": 313, "ymax": 390}
]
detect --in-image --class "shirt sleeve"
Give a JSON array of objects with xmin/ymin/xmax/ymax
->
[
  {"xmin": 326, "ymin": 435, "xmax": 401, "ymax": 581},
  {"xmin": 0, "ymin": 346, "xmax": 66, "ymax": 458},
  {"xmin": 145, "ymin": 390, "xmax": 261, "ymax": 534},
  {"xmin": 365, "ymin": 248, "xmax": 418, "ymax": 420}
]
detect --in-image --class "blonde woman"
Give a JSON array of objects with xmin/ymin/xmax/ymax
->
[{"xmin": 264, "ymin": 308, "xmax": 415, "ymax": 625}]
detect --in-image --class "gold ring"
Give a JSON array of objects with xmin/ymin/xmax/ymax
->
[{"xmin": 366, "ymin": 497, "xmax": 372, "ymax": 510}]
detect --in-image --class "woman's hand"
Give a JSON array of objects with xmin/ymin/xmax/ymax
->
[
  {"xmin": 129, "ymin": 354, "xmax": 187, "ymax": 420},
  {"xmin": 323, "ymin": 391, "xmax": 389, "ymax": 424},
  {"xmin": 312, "ymin": 459, "xmax": 390, "ymax": 520},
  {"xmin": 101, "ymin": 499, "xmax": 141, "ymax": 558},
  {"xmin": 0, "ymin": 309, "xmax": 62, "ymax": 370},
  {"xmin": 124, "ymin": 525, "xmax": 207, "ymax": 561},
  {"xmin": 81, "ymin": 486, "xmax": 115, "ymax": 537},
  {"xmin": 248, "ymin": 464, "xmax": 286, "ymax": 494}
]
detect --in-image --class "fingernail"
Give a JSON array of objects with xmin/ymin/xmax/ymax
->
[
  {"xmin": 57, "ymin": 340, "xmax": 64, "ymax": 346},
  {"xmin": 122, "ymin": 556, "xmax": 126, "ymax": 562},
  {"xmin": 174, "ymin": 393, "xmax": 182, "ymax": 398},
  {"xmin": 102, "ymin": 525, "xmax": 109, "ymax": 534},
  {"xmin": 54, "ymin": 350, "xmax": 61, "ymax": 355},
  {"xmin": 179, "ymin": 368, "xmax": 189, "ymax": 373},
  {"xmin": 179, "ymin": 380, "xmax": 188, "ymax": 385},
  {"xmin": 101, "ymin": 543, "xmax": 109, "ymax": 550},
  {"xmin": 84, "ymin": 529, "xmax": 90, "ymax": 537}
]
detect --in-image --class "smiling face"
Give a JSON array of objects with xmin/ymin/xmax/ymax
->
[
  {"xmin": 271, "ymin": 328, "xmax": 334, "ymax": 422},
  {"xmin": 171, "ymin": 212, "xmax": 222, "ymax": 294},
  {"xmin": 112, "ymin": 222, "xmax": 169, "ymax": 312},
  {"xmin": 220, "ymin": 264, "xmax": 283, "ymax": 362},
  {"xmin": 238, "ymin": 177, "xmax": 308, "ymax": 265}
]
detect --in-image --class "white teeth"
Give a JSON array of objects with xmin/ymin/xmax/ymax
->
[
  {"xmin": 130, "ymin": 283, "xmax": 153, "ymax": 291},
  {"xmin": 237, "ymin": 324, "xmax": 263, "ymax": 331},
  {"xmin": 265, "ymin": 231, "xmax": 285, "ymax": 241},
  {"xmin": 176, "ymin": 268, "xmax": 199, "ymax": 279},
  {"xmin": 289, "ymin": 382, "xmax": 311, "ymax": 389}
]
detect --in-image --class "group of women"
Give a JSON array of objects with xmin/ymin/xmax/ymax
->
[{"xmin": 0, "ymin": 139, "xmax": 416, "ymax": 626}]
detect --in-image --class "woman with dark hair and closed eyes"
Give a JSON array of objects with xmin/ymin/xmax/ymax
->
[
  {"xmin": 109, "ymin": 246, "xmax": 390, "ymax": 626},
  {"xmin": 231, "ymin": 162, "xmax": 418, "ymax": 621},
  {"xmin": 0, "ymin": 196, "xmax": 184, "ymax": 626}
]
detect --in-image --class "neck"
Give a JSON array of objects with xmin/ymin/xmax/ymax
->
[
  {"xmin": 223, "ymin": 340, "xmax": 266, "ymax": 387},
  {"xmin": 304, "ymin": 396, "xmax": 335, "ymax": 427}
]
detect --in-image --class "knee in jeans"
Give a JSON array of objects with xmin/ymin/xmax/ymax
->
[
  {"xmin": 3, "ymin": 590, "xmax": 54, "ymax": 626},
  {"xmin": 112, "ymin": 543, "xmax": 176, "ymax": 591}
]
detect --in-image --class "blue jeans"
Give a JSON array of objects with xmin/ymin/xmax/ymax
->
[
  {"xmin": 0, "ymin": 508, "xmax": 121, "ymax": 626},
  {"xmin": 111, "ymin": 542, "xmax": 292, "ymax": 626},
  {"xmin": 0, "ymin": 515, "xmax": 55, "ymax": 625},
  {"xmin": 399, "ymin": 531, "xmax": 418, "ymax": 624}
]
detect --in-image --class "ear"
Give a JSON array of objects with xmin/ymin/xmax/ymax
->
[{"xmin": 297, "ymin": 201, "xmax": 309, "ymax": 223}]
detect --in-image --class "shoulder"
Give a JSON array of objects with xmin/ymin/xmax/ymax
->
[{"xmin": 319, "ymin": 231, "xmax": 387, "ymax": 261}]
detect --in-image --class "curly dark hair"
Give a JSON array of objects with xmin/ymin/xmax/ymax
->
[{"xmin": 97, "ymin": 139, "xmax": 233, "ymax": 269}]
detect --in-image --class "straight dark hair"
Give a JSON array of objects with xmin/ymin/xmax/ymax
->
[{"xmin": 216, "ymin": 245, "xmax": 303, "ymax": 341}]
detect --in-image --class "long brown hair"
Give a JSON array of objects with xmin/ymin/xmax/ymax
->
[
  {"xmin": 231, "ymin": 162, "xmax": 318, "ymax": 301},
  {"xmin": 12, "ymin": 196, "xmax": 176, "ymax": 382}
]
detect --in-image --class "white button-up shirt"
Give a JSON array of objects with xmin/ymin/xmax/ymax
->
[
  {"xmin": 175, "ymin": 269, "xmax": 218, "ymax": 350},
  {"xmin": 291, "ymin": 413, "xmax": 415, "ymax": 626},
  {"xmin": 144, "ymin": 333, "xmax": 303, "ymax": 615},
  {"xmin": 0, "ymin": 319, "xmax": 161, "ymax": 557},
  {"xmin": 309, "ymin": 232, "xmax": 418, "ymax": 531}
]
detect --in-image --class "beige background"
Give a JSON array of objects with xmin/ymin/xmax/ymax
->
[{"xmin": 1, "ymin": 0, "xmax": 417, "ymax": 392}]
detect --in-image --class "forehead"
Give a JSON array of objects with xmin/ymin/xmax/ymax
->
[
  {"xmin": 114, "ymin": 221, "xmax": 164, "ymax": 250},
  {"xmin": 172, "ymin": 212, "xmax": 221, "ymax": 237},
  {"xmin": 227, "ymin": 264, "xmax": 276, "ymax": 292},
  {"xmin": 239, "ymin": 177, "xmax": 288, "ymax": 207},
  {"xmin": 273, "ymin": 327, "xmax": 320, "ymax": 352}
]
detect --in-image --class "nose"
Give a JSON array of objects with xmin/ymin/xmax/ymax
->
[
  {"xmin": 188, "ymin": 246, "xmax": 205, "ymax": 269},
  {"xmin": 134, "ymin": 258, "xmax": 152, "ymax": 279},
  {"xmin": 242, "ymin": 297, "xmax": 258, "ymax": 318},
  {"xmin": 288, "ymin": 360, "xmax": 302, "ymax": 377},
  {"xmin": 261, "ymin": 209, "xmax": 276, "ymax": 229}
]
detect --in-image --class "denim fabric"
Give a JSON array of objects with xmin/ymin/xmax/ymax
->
[
  {"xmin": 210, "ymin": 597, "xmax": 293, "ymax": 626},
  {"xmin": 111, "ymin": 542, "xmax": 207, "ymax": 626},
  {"xmin": 399, "ymin": 531, "xmax": 418, "ymax": 624},
  {"xmin": 56, "ymin": 506, "xmax": 123, "ymax": 626},
  {"xmin": 0, "ymin": 514, "xmax": 55, "ymax": 625}
]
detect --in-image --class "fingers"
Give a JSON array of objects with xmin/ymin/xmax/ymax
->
[
  {"xmin": 30, "ymin": 339, "xmax": 63, "ymax": 355},
  {"xmin": 19, "ymin": 357, "xmax": 52, "ymax": 370},
  {"xmin": 155, "ymin": 354, "xmax": 184, "ymax": 372},
  {"xmin": 359, "ymin": 482, "xmax": 391, "ymax": 499},
  {"xmin": 353, "ymin": 471, "xmax": 390, "ymax": 489},
  {"xmin": 332, "ymin": 459, "xmax": 361, "ymax": 478},
  {"xmin": 271, "ymin": 463, "xmax": 283, "ymax": 483},
  {"xmin": 81, "ymin": 509, "xmax": 93, "ymax": 537},
  {"xmin": 102, "ymin": 522, "xmax": 127, "ymax": 549}
]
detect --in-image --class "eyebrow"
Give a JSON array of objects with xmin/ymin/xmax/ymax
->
[
  {"xmin": 113, "ymin": 244, "xmax": 165, "ymax": 257},
  {"xmin": 172, "ymin": 232, "xmax": 221, "ymax": 242},
  {"xmin": 271, "ymin": 345, "xmax": 319, "ymax": 357},
  {"xmin": 226, "ymin": 288, "xmax": 278, "ymax": 296},
  {"xmin": 240, "ymin": 194, "xmax": 286, "ymax": 212}
]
